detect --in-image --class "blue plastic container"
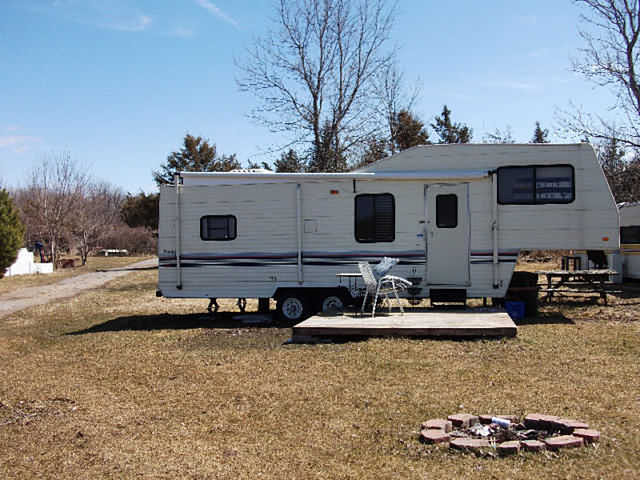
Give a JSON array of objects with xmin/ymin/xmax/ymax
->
[{"xmin": 505, "ymin": 301, "xmax": 525, "ymax": 320}]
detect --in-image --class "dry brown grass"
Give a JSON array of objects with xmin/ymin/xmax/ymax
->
[
  {"xmin": 0, "ymin": 266, "xmax": 639, "ymax": 479},
  {"xmin": 516, "ymin": 250, "xmax": 565, "ymax": 272},
  {"xmin": 0, "ymin": 256, "xmax": 152, "ymax": 296}
]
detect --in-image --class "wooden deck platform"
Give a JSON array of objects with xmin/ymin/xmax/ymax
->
[{"xmin": 291, "ymin": 310, "xmax": 517, "ymax": 342}]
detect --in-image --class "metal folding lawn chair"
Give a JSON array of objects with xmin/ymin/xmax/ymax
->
[{"xmin": 358, "ymin": 261, "xmax": 412, "ymax": 317}]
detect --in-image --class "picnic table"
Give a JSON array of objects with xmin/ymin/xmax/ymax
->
[{"xmin": 538, "ymin": 269, "xmax": 620, "ymax": 305}]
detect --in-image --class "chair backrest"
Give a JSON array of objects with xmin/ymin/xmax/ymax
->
[
  {"xmin": 358, "ymin": 262, "xmax": 378, "ymax": 294},
  {"xmin": 372, "ymin": 257, "xmax": 399, "ymax": 279}
]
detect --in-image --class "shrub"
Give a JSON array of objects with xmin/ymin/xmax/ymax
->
[{"xmin": 98, "ymin": 225, "xmax": 156, "ymax": 255}]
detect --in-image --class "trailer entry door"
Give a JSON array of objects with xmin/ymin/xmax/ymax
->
[{"xmin": 425, "ymin": 183, "xmax": 470, "ymax": 285}]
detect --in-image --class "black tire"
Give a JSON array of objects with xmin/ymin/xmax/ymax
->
[
  {"xmin": 276, "ymin": 293, "xmax": 309, "ymax": 324},
  {"xmin": 318, "ymin": 292, "xmax": 346, "ymax": 315}
]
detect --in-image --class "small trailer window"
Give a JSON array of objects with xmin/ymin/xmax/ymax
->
[
  {"xmin": 355, "ymin": 193, "xmax": 395, "ymax": 242},
  {"xmin": 436, "ymin": 194, "xmax": 458, "ymax": 228},
  {"xmin": 200, "ymin": 215, "xmax": 237, "ymax": 241},
  {"xmin": 621, "ymin": 226, "xmax": 640, "ymax": 243},
  {"xmin": 498, "ymin": 165, "xmax": 574, "ymax": 204}
]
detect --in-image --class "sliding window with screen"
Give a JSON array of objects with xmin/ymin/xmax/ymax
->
[{"xmin": 498, "ymin": 165, "xmax": 574, "ymax": 205}]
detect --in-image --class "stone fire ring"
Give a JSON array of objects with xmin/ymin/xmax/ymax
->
[{"xmin": 419, "ymin": 413, "xmax": 600, "ymax": 455}]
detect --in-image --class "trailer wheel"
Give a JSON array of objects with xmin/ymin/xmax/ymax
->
[
  {"xmin": 320, "ymin": 294, "xmax": 345, "ymax": 314},
  {"xmin": 277, "ymin": 294, "xmax": 308, "ymax": 323}
]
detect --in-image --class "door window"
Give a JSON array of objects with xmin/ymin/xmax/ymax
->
[{"xmin": 436, "ymin": 194, "xmax": 458, "ymax": 228}]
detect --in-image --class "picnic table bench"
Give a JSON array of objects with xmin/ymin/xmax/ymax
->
[{"xmin": 538, "ymin": 269, "xmax": 621, "ymax": 305}]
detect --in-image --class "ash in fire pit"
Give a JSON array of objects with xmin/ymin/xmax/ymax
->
[{"xmin": 419, "ymin": 413, "xmax": 600, "ymax": 455}]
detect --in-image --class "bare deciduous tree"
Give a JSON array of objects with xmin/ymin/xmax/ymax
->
[
  {"xmin": 17, "ymin": 153, "xmax": 88, "ymax": 268},
  {"xmin": 72, "ymin": 182, "xmax": 123, "ymax": 265},
  {"xmin": 482, "ymin": 126, "xmax": 516, "ymax": 144},
  {"xmin": 563, "ymin": 0, "xmax": 640, "ymax": 148},
  {"xmin": 237, "ymin": 0, "xmax": 396, "ymax": 170},
  {"xmin": 373, "ymin": 62, "xmax": 421, "ymax": 155},
  {"xmin": 593, "ymin": 133, "xmax": 640, "ymax": 201}
]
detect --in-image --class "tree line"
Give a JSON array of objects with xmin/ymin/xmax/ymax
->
[
  {"xmin": 1, "ymin": 153, "xmax": 159, "ymax": 275},
  {"xmin": 154, "ymin": 0, "xmax": 640, "ymax": 202}
]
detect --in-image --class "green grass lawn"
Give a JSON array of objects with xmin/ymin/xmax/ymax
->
[{"xmin": 0, "ymin": 269, "xmax": 638, "ymax": 479}]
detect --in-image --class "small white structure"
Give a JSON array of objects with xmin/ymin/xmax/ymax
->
[
  {"xmin": 619, "ymin": 202, "xmax": 640, "ymax": 279},
  {"xmin": 4, "ymin": 248, "xmax": 53, "ymax": 277},
  {"xmin": 98, "ymin": 249, "xmax": 129, "ymax": 257},
  {"xmin": 157, "ymin": 143, "xmax": 619, "ymax": 321}
]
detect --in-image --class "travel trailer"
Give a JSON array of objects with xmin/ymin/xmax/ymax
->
[
  {"xmin": 619, "ymin": 202, "xmax": 640, "ymax": 279},
  {"xmin": 157, "ymin": 143, "xmax": 619, "ymax": 321}
]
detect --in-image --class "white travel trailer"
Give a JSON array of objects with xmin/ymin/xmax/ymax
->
[
  {"xmin": 619, "ymin": 202, "xmax": 640, "ymax": 279},
  {"xmin": 157, "ymin": 143, "xmax": 619, "ymax": 321}
]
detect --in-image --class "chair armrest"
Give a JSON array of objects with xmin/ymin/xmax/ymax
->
[{"xmin": 380, "ymin": 275, "xmax": 413, "ymax": 288}]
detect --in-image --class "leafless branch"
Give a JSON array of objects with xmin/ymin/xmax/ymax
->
[
  {"xmin": 567, "ymin": 0, "xmax": 640, "ymax": 147},
  {"xmin": 237, "ymin": 0, "xmax": 397, "ymax": 169}
]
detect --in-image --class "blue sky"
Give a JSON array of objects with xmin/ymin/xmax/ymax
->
[{"xmin": 0, "ymin": 0, "xmax": 620, "ymax": 193}]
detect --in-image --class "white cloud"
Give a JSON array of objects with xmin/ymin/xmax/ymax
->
[
  {"xmin": 107, "ymin": 14, "xmax": 152, "ymax": 32},
  {"xmin": 29, "ymin": 1, "xmax": 152, "ymax": 33},
  {"xmin": 195, "ymin": 0, "xmax": 238, "ymax": 28},
  {"xmin": 0, "ymin": 135, "xmax": 41, "ymax": 152}
]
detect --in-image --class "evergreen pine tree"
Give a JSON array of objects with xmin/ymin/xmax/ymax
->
[
  {"xmin": 392, "ymin": 110, "xmax": 430, "ymax": 151},
  {"xmin": 0, "ymin": 189, "xmax": 25, "ymax": 278},
  {"xmin": 356, "ymin": 136, "xmax": 388, "ymax": 168},
  {"xmin": 153, "ymin": 134, "xmax": 241, "ymax": 185},
  {"xmin": 431, "ymin": 105, "xmax": 472, "ymax": 144},
  {"xmin": 120, "ymin": 192, "xmax": 159, "ymax": 231},
  {"xmin": 274, "ymin": 149, "xmax": 305, "ymax": 172},
  {"xmin": 531, "ymin": 121, "xmax": 550, "ymax": 143}
]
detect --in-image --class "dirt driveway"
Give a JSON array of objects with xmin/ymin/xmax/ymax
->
[{"xmin": 0, "ymin": 258, "xmax": 157, "ymax": 318}]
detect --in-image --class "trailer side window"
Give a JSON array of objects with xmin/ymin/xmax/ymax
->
[
  {"xmin": 200, "ymin": 215, "xmax": 236, "ymax": 241},
  {"xmin": 355, "ymin": 193, "xmax": 395, "ymax": 242},
  {"xmin": 498, "ymin": 165, "xmax": 574, "ymax": 204},
  {"xmin": 621, "ymin": 226, "xmax": 640, "ymax": 243},
  {"xmin": 436, "ymin": 194, "xmax": 458, "ymax": 228}
]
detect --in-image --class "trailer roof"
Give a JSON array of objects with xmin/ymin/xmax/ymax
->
[
  {"xmin": 179, "ymin": 169, "xmax": 490, "ymax": 185},
  {"xmin": 178, "ymin": 143, "xmax": 589, "ymax": 186}
]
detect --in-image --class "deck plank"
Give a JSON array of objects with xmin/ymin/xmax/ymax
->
[{"xmin": 292, "ymin": 311, "xmax": 517, "ymax": 341}]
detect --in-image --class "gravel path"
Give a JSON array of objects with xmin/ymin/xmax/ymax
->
[{"xmin": 0, "ymin": 258, "xmax": 158, "ymax": 318}]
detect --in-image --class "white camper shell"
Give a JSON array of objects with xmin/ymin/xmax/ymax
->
[
  {"xmin": 619, "ymin": 201, "xmax": 640, "ymax": 279},
  {"xmin": 157, "ymin": 143, "xmax": 619, "ymax": 320}
]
